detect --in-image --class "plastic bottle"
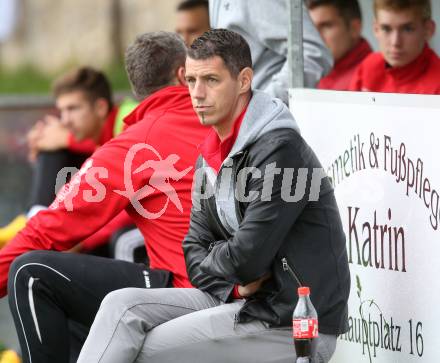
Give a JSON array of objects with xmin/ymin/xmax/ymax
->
[{"xmin": 292, "ymin": 286, "xmax": 318, "ymax": 362}]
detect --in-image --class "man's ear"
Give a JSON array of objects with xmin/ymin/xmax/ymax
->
[
  {"xmin": 424, "ymin": 19, "xmax": 436, "ymax": 41},
  {"xmin": 176, "ymin": 66, "xmax": 187, "ymax": 86},
  {"xmin": 373, "ymin": 20, "xmax": 380, "ymax": 39},
  {"xmin": 94, "ymin": 98, "xmax": 110, "ymax": 119},
  {"xmin": 349, "ymin": 18, "xmax": 362, "ymax": 41},
  {"xmin": 238, "ymin": 67, "xmax": 253, "ymax": 94}
]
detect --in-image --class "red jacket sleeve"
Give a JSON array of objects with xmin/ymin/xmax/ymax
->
[
  {"xmin": 0, "ymin": 126, "xmax": 151, "ymax": 297},
  {"xmin": 67, "ymin": 133, "xmax": 97, "ymax": 155},
  {"xmin": 232, "ymin": 285, "xmax": 243, "ymax": 299}
]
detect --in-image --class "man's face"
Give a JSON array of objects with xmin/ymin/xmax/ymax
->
[
  {"xmin": 56, "ymin": 91, "xmax": 103, "ymax": 140},
  {"xmin": 185, "ymin": 56, "xmax": 244, "ymax": 129},
  {"xmin": 309, "ymin": 5, "xmax": 361, "ymax": 62},
  {"xmin": 176, "ymin": 6, "xmax": 210, "ymax": 47},
  {"xmin": 374, "ymin": 8, "xmax": 435, "ymax": 67}
]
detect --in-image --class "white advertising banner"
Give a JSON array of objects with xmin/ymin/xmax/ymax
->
[{"xmin": 290, "ymin": 89, "xmax": 440, "ymax": 362}]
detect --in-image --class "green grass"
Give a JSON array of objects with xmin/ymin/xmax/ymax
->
[
  {"xmin": 0, "ymin": 63, "xmax": 131, "ymax": 95},
  {"xmin": 0, "ymin": 67, "xmax": 51, "ymax": 94}
]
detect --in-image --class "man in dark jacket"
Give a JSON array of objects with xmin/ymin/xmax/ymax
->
[{"xmin": 77, "ymin": 29, "xmax": 350, "ymax": 363}]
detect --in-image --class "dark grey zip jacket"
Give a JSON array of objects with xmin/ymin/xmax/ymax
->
[{"xmin": 183, "ymin": 91, "xmax": 350, "ymax": 334}]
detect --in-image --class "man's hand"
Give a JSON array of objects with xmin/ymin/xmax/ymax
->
[
  {"xmin": 35, "ymin": 115, "xmax": 70, "ymax": 152},
  {"xmin": 237, "ymin": 273, "xmax": 271, "ymax": 297},
  {"xmin": 27, "ymin": 120, "xmax": 45, "ymax": 162},
  {"xmin": 66, "ymin": 243, "xmax": 83, "ymax": 254}
]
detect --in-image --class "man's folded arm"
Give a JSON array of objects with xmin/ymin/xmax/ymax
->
[
  {"xmin": 199, "ymin": 140, "xmax": 315, "ymax": 285},
  {"xmin": 183, "ymin": 160, "xmax": 235, "ymax": 302}
]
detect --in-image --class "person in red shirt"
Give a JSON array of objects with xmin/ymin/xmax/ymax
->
[
  {"xmin": 1, "ymin": 31, "xmax": 209, "ymax": 363},
  {"xmin": 349, "ymin": 0, "xmax": 440, "ymax": 94},
  {"xmin": 0, "ymin": 68, "xmax": 136, "ymax": 249},
  {"xmin": 307, "ymin": 0, "xmax": 372, "ymax": 90},
  {"xmin": 107, "ymin": 0, "xmax": 212, "ymax": 262}
]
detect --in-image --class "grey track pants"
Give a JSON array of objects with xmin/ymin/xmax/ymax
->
[{"xmin": 77, "ymin": 288, "xmax": 337, "ymax": 363}]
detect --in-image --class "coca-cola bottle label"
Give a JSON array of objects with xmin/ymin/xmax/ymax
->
[{"xmin": 292, "ymin": 318, "xmax": 319, "ymax": 339}]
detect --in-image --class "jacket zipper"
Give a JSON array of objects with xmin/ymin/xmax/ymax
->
[
  {"xmin": 202, "ymin": 166, "xmax": 231, "ymax": 240},
  {"xmin": 233, "ymin": 313, "xmax": 239, "ymax": 329},
  {"xmin": 231, "ymin": 151, "xmax": 246, "ymax": 223},
  {"xmin": 208, "ymin": 151, "xmax": 249, "ymax": 328},
  {"xmin": 206, "ymin": 152, "xmax": 245, "ymax": 238},
  {"xmin": 206, "ymin": 197, "xmax": 231, "ymax": 240},
  {"xmin": 281, "ymin": 257, "xmax": 304, "ymax": 287}
]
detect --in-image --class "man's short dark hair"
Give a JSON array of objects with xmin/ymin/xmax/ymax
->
[
  {"xmin": 306, "ymin": 0, "xmax": 363, "ymax": 23},
  {"xmin": 374, "ymin": 0, "xmax": 431, "ymax": 20},
  {"xmin": 125, "ymin": 32, "xmax": 186, "ymax": 100},
  {"xmin": 188, "ymin": 29, "xmax": 252, "ymax": 77},
  {"xmin": 52, "ymin": 67, "xmax": 113, "ymax": 108},
  {"xmin": 177, "ymin": 0, "xmax": 208, "ymax": 12}
]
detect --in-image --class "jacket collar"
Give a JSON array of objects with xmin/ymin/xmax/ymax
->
[
  {"xmin": 198, "ymin": 104, "xmax": 247, "ymax": 172},
  {"xmin": 334, "ymin": 38, "xmax": 372, "ymax": 72},
  {"xmin": 98, "ymin": 106, "xmax": 118, "ymax": 145},
  {"xmin": 124, "ymin": 85, "xmax": 190, "ymax": 126},
  {"xmin": 384, "ymin": 44, "xmax": 433, "ymax": 84}
]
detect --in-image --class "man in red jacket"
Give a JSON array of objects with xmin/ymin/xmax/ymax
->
[
  {"xmin": 349, "ymin": 0, "xmax": 440, "ymax": 94},
  {"xmin": 307, "ymin": 0, "xmax": 372, "ymax": 90},
  {"xmin": 0, "ymin": 31, "xmax": 208, "ymax": 363},
  {"xmin": 0, "ymin": 67, "xmax": 136, "ymax": 249}
]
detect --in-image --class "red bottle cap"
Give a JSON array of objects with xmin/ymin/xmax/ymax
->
[{"xmin": 298, "ymin": 286, "xmax": 310, "ymax": 296}]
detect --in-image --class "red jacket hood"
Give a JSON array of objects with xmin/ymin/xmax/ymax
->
[{"xmin": 124, "ymin": 85, "xmax": 193, "ymax": 126}]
